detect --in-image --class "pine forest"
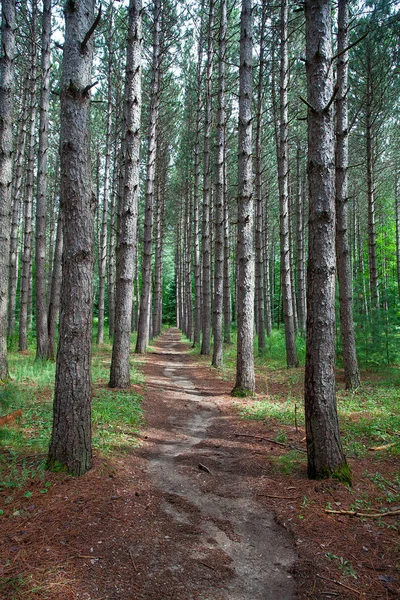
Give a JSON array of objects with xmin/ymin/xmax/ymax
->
[{"xmin": 0, "ymin": 1, "xmax": 399, "ymax": 598}]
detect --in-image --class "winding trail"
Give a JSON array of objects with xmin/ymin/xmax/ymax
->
[{"xmin": 140, "ymin": 329, "xmax": 297, "ymax": 599}]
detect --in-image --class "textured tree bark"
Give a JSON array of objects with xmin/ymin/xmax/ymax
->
[
  {"xmin": 152, "ymin": 154, "xmax": 166, "ymax": 338},
  {"xmin": 277, "ymin": 0, "xmax": 298, "ymax": 367},
  {"xmin": 135, "ymin": 0, "xmax": 161, "ymax": 354},
  {"xmin": 48, "ymin": 0, "xmax": 96, "ymax": 476},
  {"xmin": 47, "ymin": 211, "xmax": 63, "ymax": 361},
  {"xmin": 304, "ymin": 0, "xmax": 350, "ymax": 483},
  {"xmin": 232, "ymin": 0, "xmax": 255, "ymax": 396},
  {"xmin": 254, "ymin": 2, "xmax": 266, "ymax": 354},
  {"xmin": 200, "ymin": 0, "xmax": 214, "ymax": 356},
  {"xmin": 35, "ymin": 0, "xmax": 52, "ymax": 360},
  {"xmin": 335, "ymin": 0, "xmax": 360, "ymax": 390},
  {"xmin": 212, "ymin": 0, "xmax": 227, "ymax": 368},
  {"xmin": 184, "ymin": 186, "xmax": 193, "ymax": 341},
  {"xmin": 0, "ymin": 0, "xmax": 16, "ymax": 379},
  {"xmin": 19, "ymin": 16, "xmax": 38, "ymax": 352},
  {"xmin": 110, "ymin": 0, "xmax": 142, "ymax": 386},
  {"xmin": 97, "ymin": 4, "xmax": 114, "ymax": 346}
]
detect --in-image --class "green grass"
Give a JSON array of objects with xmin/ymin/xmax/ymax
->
[{"xmin": 0, "ymin": 341, "xmax": 144, "ymax": 494}]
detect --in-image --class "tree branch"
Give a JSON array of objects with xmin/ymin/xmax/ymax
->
[{"xmin": 81, "ymin": 6, "xmax": 102, "ymax": 52}]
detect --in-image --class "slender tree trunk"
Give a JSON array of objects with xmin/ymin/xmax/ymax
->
[
  {"xmin": 152, "ymin": 158, "xmax": 165, "ymax": 338},
  {"xmin": 48, "ymin": 0, "xmax": 96, "ymax": 476},
  {"xmin": 223, "ymin": 159, "xmax": 231, "ymax": 343},
  {"xmin": 47, "ymin": 211, "xmax": 63, "ymax": 360},
  {"xmin": 97, "ymin": 5, "xmax": 114, "ymax": 345},
  {"xmin": 296, "ymin": 145, "xmax": 306, "ymax": 332},
  {"xmin": 19, "ymin": 16, "xmax": 38, "ymax": 352},
  {"xmin": 135, "ymin": 0, "xmax": 161, "ymax": 354},
  {"xmin": 212, "ymin": 0, "xmax": 227, "ymax": 367},
  {"xmin": 110, "ymin": 0, "xmax": 142, "ymax": 386},
  {"xmin": 278, "ymin": 0, "xmax": 298, "ymax": 367},
  {"xmin": 254, "ymin": 3, "xmax": 266, "ymax": 354},
  {"xmin": 184, "ymin": 185, "xmax": 193, "ymax": 341},
  {"xmin": 335, "ymin": 0, "xmax": 360, "ymax": 389},
  {"xmin": 395, "ymin": 173, "xmax": 400, "ymax": 302},
  {"xmin": 192, "ymin": 3, "xmax": 204, "ymax": 346},
  {"xmin": 366, "ymin": 53, "xmax": 379, "ymax": 311},
  {"xmin": 304, "ymin": 0, "xmax": 349, "ymax": 483},
  {"xmin": 0, "ymin": 0, "xmax": 16, "ymax": 379},
  {"xmin": 232, "ymin": 0, "xmax": 254, "ymax": 396},
  {"xmin": 35, "ymin": 0, "xmax": 52, "ymax": 359},
  {"xmin": 263, "ymin": 187, "xmax": 272, "ymax": 336},
  {"xmin": 8, "ymin": 95, "xmax": 27, "ymax": 339},
  {"xmin": 200, "ymin": 0, "xmax": 214, "ymax": 356}
]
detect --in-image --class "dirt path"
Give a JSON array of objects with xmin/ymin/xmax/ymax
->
[{"xmin": 137, "ymin": 328, "xmax": 297, "ymax": 599}]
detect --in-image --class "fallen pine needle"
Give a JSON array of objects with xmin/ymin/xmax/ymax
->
[
  {"xmin": 129, "ymin": 550, "xmax": 137, "ymax": 571},
  {"xmin": 198, "ymin": 463, "xmax": 212, "ymax": 474},
  {"xmin": 257, "ymin": 494, "xmax": 300, "ymax": 500},
  {"xmin": 325, "ymin": 508, "xmax": 400, "ymax": 518}
]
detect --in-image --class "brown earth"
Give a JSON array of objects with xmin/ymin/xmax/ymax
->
[{"xmin": 0, "ymin": 328, "xmax": 399, "ymax": 599}]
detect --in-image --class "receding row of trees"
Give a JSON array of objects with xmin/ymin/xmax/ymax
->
[{"xmin": 0, "ymin": 0, "xmax": 399, "ymax": 478}]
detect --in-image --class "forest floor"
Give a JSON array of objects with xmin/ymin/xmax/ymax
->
[{"xmin": 1, "ymin": 328, "xmax": 399, "ymax": 599}]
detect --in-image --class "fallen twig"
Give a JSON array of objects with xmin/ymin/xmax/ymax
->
[
  {"xmin": 316, "ymin": 574, "xmax": 360, "ymax": 596},
  {"xmin": 129, "ymin": 550, "xmax": 137, "ymax": 571},
  {"xmin": 325, "ymin": 508, "xmax": 400, "ymax": 518},
  {"xmin": 234, "ymin": 432, "xmax": 307, "ymax": 454},
  {"xmin": 199, "ymin": 561, "xmax": 216, "ymax": 571},
  {"xmin": 368, "ymin": 443, "xmax": 396, "ymax": 451},
  {"xmin": 198, "ymin": 463, "xmax": 212, "ymax": 475},
  {"xmin": 257, "ymin": 494, "xmax": 299, "ymax": 500}
]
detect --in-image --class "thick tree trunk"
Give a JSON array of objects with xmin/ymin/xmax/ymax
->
[
  {"xmin": 110, "ymin": 0, "xmax": 142, "ymax": 386},
  {"xmin": 47, "ymin": 211, "xmax": 63, "ymax": 361},
  {"xmin": 97, "ymin": 5, "xmax": 114, "ymax": 345},
  {"xmin": 0, "ymin": 0, "xmax": 16, "ymax": 379},
  {"xmin": 232, "ymin": 0, "xmax": 255, "ymax": 396},
  {"xmin": 278, "ymin": 0, "xmax": 298, "ymax": 368},
  {"xmin": 135, "ymin": 0, "xmax": 161, "ymax": 354},
  {"xmin": 212, "ymin": 0, "xmax": 227, "ymax": 368},
  {"xmin": 35, "ymin": 0, "xmax": 52, "ymax": 360},
  {"xmin": 48, "ymin": 0, "xmax": 96, "ymax": 476},
  {"xmin": 200, "ymin": 0, "xmax": 214, "ymax": 356},
  {"xmin": 335, "ymin": 0, "xmax": 360, "ymax": 389},
  {"xmin": 304, "ymin": 0, "xmax": 350, "ymax": 483}
]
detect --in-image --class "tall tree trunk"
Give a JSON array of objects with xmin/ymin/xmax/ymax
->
[
  {"xmin": 35, "ymin": 0, "xmax": 52, "ymax": 359},
  {"xmin": 212, "ymin": 0, "xmax": 226, "ymax": 368},
  {"xmin": 19, "ymin": 13, "xmax": 38, "ymax": 352},
  {"xmin": 263, "ymin": 186, "xmax": 272, "ymax": 336},
  {"xmin": 335, "ymin": 0, "xmax": 360, "ymax": 389},
  {"xmin": 296, "ymin": 145, "xmax": 306, "ymax": 332},
  {"xmin": 110, "ymin": 0, "xmax": 142, "ymax": 386},
  {"xmin": 152, "ymin": 156, "xmax": 165, "ymax": 338},
  {"xmin": 97, "ymin": 4, "xmax": 114, "ymax": 345},
  {"xmin": 304, "ymin": 0, "xmax": 350, "ymax": 483},
  {"xmin": 200, "ymin": 0, "xmax": 214, "ymax": 356},
  {"xmin": 0, "ymin": 0, "xmax": 16, "ymax": 379},
  {"xmin": 8, "ymin": 92, "xmax": 27, "ymax": 339},
  {"xmin": 254, "ymin": 2, "xmax": 266, "ymax": 354},
  {"xmin": 47, "ymin": 210, "xmax": 63, "ymax": 360},
  {"xmin": 48, "ymin": 0, "xmax": 96, "ymax": 476},
  {"xmin": 366, "ymin": 51, "xmax": 379, "ymax": 311},
  {"xmin": 395, "ymin": 173, "xmax": 400, "ymax": 302},
  {"xmin": 232, "ymin": 0, "xmax": 255, "ymax": 396},
  {"xmin": 135, "ymin": 0, "xmax": 161, "ymax": 354},
  {"xmin": 184, "ymin": 185, "xmax": 193, "ymax": 341},
  {"xmin": 223, "ymin": 158, "xmax": 231, "ymax": 343},
  {"xmin": 278, "ymin": 0, "xmax": 298, "ymax": 367}
]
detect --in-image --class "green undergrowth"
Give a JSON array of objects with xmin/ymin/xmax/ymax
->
[{"xmin": 0, "ymin": 339, "xmax": 144, "ymax": 498}]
